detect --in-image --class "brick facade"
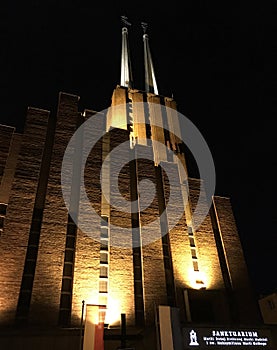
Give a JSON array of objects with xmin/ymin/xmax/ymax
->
[{"xmin": 0, "ymin": 87, "xmax": 262, "ymax": 349}]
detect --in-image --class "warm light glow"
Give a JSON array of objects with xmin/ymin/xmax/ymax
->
[
  {"xmin": 106, "ymin": 104, "xmax": 128, "ymax": 131},
  {"xmin": 83, "ymin": 304, "xmax": 105, "ymax": 350},
  {"xmin": 85, "ymin": 304, "xmax": 101, "ymax": 324},
  {"xmin": 173, "ymin": 255, "xmax": 214, "ymax": 290},
  {"xmin": 188, "ymin": 269, "xmax": 207, "ymax": 290},
  {"xmin": 82, "ymin": 293, "xmax": 99, "ymax": 308},
  {"xmin": 105, "ymin": 295, "xmax": 121, "ymax": 326}
]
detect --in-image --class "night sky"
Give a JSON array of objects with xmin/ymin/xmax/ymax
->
[{"xmin": 0, "ymin": 1, "xmax": 276, "ymax": 297}]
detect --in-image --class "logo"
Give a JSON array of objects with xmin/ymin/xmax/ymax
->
[{"xmin": 189, "ymin": 330, "xmax": 200, "ymax": 346}]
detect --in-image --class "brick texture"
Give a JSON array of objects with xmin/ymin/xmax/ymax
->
[
  {"xmin": 30, "ymin": 93, "xmax": 80, "ymax": 325},
  {"xmin": 213, "ymin": 195, "xmax": 261, "ymax": 323},
  {"xmin": 0, "ymin": 87, "xmax": 260, "ymax": 332},
  {"xmin": 0, "ymin": 108, "xmax": 49, "ymax": 325},
  {"xmin": 0, "ymin": 125, "xmax": 14, "ymax": 188}
]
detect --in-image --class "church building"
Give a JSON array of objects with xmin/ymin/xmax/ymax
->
[{"xmin": 0, "ymin": 19, "xmax": 272, "ymax": 350}]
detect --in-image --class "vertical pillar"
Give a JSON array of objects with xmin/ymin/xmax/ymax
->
[
  {"xmin": 0, "ymin": 107, "xmax": 49, "ymax": 325},
  {"xmin": 30, "ymin": 93, "xmax": 80, "ymax": 325}
]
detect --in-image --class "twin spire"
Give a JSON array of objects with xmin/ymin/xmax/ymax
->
[
  {"xmin": 120, "ymin": 16, "xmax": 133, "ymax": 89},
  {"xmin": 120, "ymin": 16, "xmax": 159, "ymax": 95}
]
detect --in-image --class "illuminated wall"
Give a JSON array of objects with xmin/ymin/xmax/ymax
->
[
  {"xmin": 0, "ymin": 87, "xmax": 260, "ymax": 331},
  {"xmin": 0, "ymin": 108, "xmax": 49, "ymax": 324}
]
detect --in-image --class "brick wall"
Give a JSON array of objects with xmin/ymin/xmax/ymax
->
[
  {"xmin": 213, "ymin": 195, "xmax": 261, "ymax": 323},
  {"xmin": 0, "ymin": 124, "xmax": 14, "ymax": 189},
  {"xmin": 30, "ymin": 93, "xmax": 80, "ymax": 325},
  {"xmin": 0, "ymin": 88, "xmax": 261, "ymax": 331},
  {"xmin": 0, "ymin": 108, "xmax": 49, "ymax": 325}
]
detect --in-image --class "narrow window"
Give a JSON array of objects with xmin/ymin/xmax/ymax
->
[
  {"xmin": 100, "ymin": 252, "xmax": 108, "ymax": 264},
  {"xmin": 99, "ymin": 280, "xmax": 108, "ymax": 293},
  {"xmin": 191, "ymin": 248, "xmax": 197, "ymax": 259},
  {"xmin": 193, "ymin": 260, "xmax": 199, "ymax": 271}
]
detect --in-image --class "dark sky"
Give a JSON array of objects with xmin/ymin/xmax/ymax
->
[{"xmin": 0, "ymin": 1, "xmax": 276, "ymax": 297}]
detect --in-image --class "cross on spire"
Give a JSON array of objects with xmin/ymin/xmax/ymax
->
[
  {"xmin": 141, "ymin": 22, "xmax": 148, "ymax": 34},
  {"xmin": 118, "ymin": 18, "xmax": 159, "ymax": 94},
  {"xmin": 121, "ymin": 15, "xmax": 131, "ymax": 28}
]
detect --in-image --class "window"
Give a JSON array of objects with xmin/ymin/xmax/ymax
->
[
  {"xmin": 134, "ymin": 266, "xmax": 142, "ymax": 281},
  {"xmin": 191, "ymin": 248, "xmax": 197, "ymax": 259},
  {"xmin": 63, "ymin": 263, "xmax": 73, "ymax": 276},
  {"xmin": 67, "ymin": 223, "xmax": 76, "ymax": 236},
  {"xmin": 99, "ymin": 280, "xmax": 108, "ymax": 293},
  {"xmin": 193, "ymin": 260, "xmax": 199, "ymax": 271},
  {"xmin": 100, "ymin": 239, "xmax": 108, "ymax": 251},
  {"xmin": 62, "ymin": 278, "xmax": 72, "ymax": 292},
  {"xmin": 101, "ymin": 227, "xmax": 108, "ymax": 238},
  {"xmin": 189, "ymin": 237, "xmax": 195, "ymax": 246},
  {"xmin": 100, "ymin": 265, "xmax": 108, "ymax": 278},
  {"xmin": 99, "ymin": 294, "xmax": 108, "ymax": 306},
  {"xmin": 65, "ymin": 249, "xmax": 74, "ymax": 262},
  {"xmin": 0, "ymin": 203, "xmax": 7, "ymax": 216},
  {"xmin": 66, "ymin": 236, "xmax": 75, "ymax": 249},
  {"xmin": 165, "ymin": 268, "xmax": 174, "ymax": 283},
  {"xmin": 100, "ymin": 252, "xmax": 108, "ymax": 264},
  {"xmin": 101, "ymin": 216, "xmax": 108, "ymax": 226},
  {"xmin": 135, "ymin": 295, "xmax": 144, "ymax": 310},
  {"xmin": 134, "ymin": 281, "xmax": 143, "ymax": 295},
  {"xmin": 60, "ymin": 293, "xmax": 71, "ymax": 309}
]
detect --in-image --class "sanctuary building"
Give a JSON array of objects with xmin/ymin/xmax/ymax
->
[{"xmin": 0, "ymin": 21, "xmax": 271, "ymax": 350}]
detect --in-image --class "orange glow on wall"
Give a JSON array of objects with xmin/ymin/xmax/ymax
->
[
  {"xmin": 188, "ymin": 269, "xmax": 208, "ymax": 290},
  {"xmin": 105, "ymin": 295, "xmax": 122, "ymax": 326}
]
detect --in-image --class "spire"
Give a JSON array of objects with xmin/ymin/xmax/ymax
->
[
  {"xmin": 141, "ymin": 22, "xmax": 159, "ymax": 95},
  {"xmin": 120, "ymin": 16, "xmax": 133, "ymax": 88}
]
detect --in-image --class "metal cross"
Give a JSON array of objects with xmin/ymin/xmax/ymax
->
[
  {"xmin": 141, "ymin": 22, "xmax": 148, "ymax": 33},
  {"xmin": 121, "ymin": 15, "xmax": 131, "ymax": 27}
]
